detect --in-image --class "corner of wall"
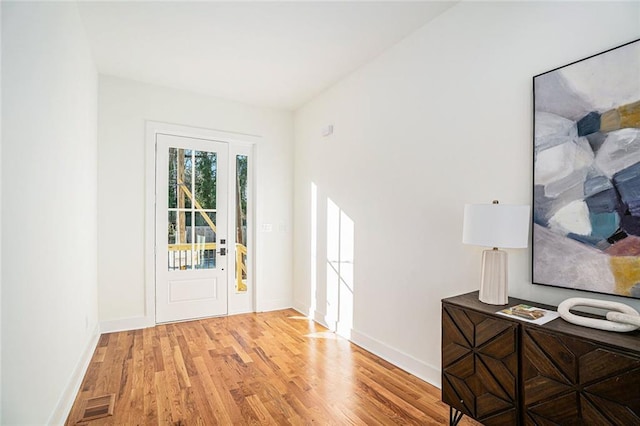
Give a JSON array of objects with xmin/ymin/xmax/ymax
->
[
  {"xmin": 291, "ymin": 300, "xmax": 311, "ymax": 317},
  {"xmin": 100, "ymin": 316, "xmax": 154, "ymax": 334},
  {"xmin": 256, "ymin": 298, "xmax": 293, "ymax": 313}
]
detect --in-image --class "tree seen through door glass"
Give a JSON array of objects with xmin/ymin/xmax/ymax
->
[{"xmin": 195, "ymin": 150, "xmax": 217, "ymax": 210}]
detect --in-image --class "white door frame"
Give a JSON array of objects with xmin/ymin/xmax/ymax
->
[{"xmin": 145, "ymin": 121, "xmax": 259, "ymax": 324}]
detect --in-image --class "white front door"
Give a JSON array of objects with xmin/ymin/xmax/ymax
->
[{"xmin": 155, "ymin": 133, "xmax": 228, "ymax": 323}]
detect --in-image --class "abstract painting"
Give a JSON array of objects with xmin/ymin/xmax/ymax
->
[{"xmin": 533, "ymin": 39, "xmax": 640, "ymax": 299}]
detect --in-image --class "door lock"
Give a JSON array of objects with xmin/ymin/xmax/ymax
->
[{"xmin": 219, "ymin": 248, "xmax": 227, "ymax": 256}]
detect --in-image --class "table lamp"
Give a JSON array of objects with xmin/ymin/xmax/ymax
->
[{"xmin": 462, "ymin": 200, "xmax": 530, "ymax": 305}]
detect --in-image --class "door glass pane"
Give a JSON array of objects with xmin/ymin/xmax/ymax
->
[
  {"xmin": 235, "ymin": 155, "xmax": 248, "ymax": 292},
  {"xmin": 195, "ymin": 150, "xmax": 217, "ymax": 210},
  {"xmin": 168, "ymin": 209, "xmax": 193, "ymax": 270},
  {"xmin": 194, "ymin": 211, "xmax": 216, "ymax": 269},
  {"xmin": 177, "ymin": 210, "xmax": 190, "ymax": 245},
  {"xmin": 168, "ymin": 146, "xmax": 220, "ymax": 272},
  {"xmin": 168, "ymin": 148, "xmax": 178, "ymax": 208},
  {"xmin": 169, "ymin": 148, "xmax": 193, "ymax": 210},
  {"xmin": 180, "ymin": 149, "xmax": 193, "ymax": 209},
  {"xmin": 168, "ymin": 211, "xmax": 177, "ymax": 244}
]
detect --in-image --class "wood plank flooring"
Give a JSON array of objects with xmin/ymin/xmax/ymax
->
[{"xmin": 66, "ymin": 309, "xmax": 480, "ymax": 425}]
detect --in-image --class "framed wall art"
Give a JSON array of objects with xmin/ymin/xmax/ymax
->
[{"xmin": 533, "ymin": 38, "xmax": 640, "ymax": 299}]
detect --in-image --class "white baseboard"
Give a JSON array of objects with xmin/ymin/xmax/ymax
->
[
  {"xmin": 256, "ymin": 298, "xmax": 292, "ymax": 312},
  {"xmin": 48, "ymin": 323, "xmax": 101, "ymax": 425},
  {"xmin": 100, "ymin": 315, "xmax": 154, "ymax": 333},
  {"xmin": 350, "ymin": 328, "xmax": 441, "ymax": 388}
]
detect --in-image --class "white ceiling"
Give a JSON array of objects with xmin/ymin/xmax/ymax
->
[{"xmin": 77, "ymin": 1, "xmax": 457, "ymax": 110}]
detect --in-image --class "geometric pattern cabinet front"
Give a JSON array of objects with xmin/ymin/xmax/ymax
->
[
  {"xmin": 522, "ymin": 327, "xmax": 640, "ymax": 425},
  {"xmin": 442, "ymin": 305, "xmax": 519, "ymax": 425},
  {"xmin": 442, "ymin": 293, "xmax": 640, "ymax": 426}
]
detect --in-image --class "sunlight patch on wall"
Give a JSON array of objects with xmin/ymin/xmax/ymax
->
[{"xmin": 326, "ymin": 197, "xmax": 355, "ymax": 339}]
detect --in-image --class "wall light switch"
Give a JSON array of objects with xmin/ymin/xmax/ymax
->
[{"xmin": 262, "ymin": 223, "xmax": 273, "ymax": 232}]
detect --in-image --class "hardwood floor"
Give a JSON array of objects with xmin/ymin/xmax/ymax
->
[{"xmin": 66, "ymin": 309, "xmax": 480, "ymax": 425}]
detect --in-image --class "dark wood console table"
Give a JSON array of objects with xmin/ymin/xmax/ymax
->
[{"xmin": 441, "ymin": 291, "xmax": 640, "ymax": 425}]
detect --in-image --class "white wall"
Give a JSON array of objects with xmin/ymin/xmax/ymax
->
[
  {"xmin": 1, "ymin": 3, "xmax": 99, "ymax": 424},
  {"xmin": 293, "ymin": 1, "xmax": 640, "ymax": 386},
  {"xmin": 98, "ymin": 76, "xmax": 293, "ymax": 327},
  {"xmin": 0, "ymin": 1, "xmax": 3, "ymax": 418}
]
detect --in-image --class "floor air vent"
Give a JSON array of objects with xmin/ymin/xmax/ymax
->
[{"xmin": 77, "ymin": 394, "xmax": 115, "ymax": 423}]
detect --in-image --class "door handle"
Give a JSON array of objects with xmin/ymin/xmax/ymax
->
[{"xmin": 218, "ymin": 248, "xmax": 227, "ymax": 256}]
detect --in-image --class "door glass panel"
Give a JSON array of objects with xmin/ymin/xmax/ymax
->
[
  {"xmin": 195, "ymin": 150, "xmax": 217, "ymax": 210},
  {"xmin": 168, "ymin": 147, "xmax": 218, "ymax": 271},
  {"xmin": 168, "ymin": 209, "xmax": 193, "ymax": 271},
  {"xmin": 168, "ymin": 211, "xmax": 177, "ymax": 244},
  {"xmin": 181, "ymin": 149, "xmax": 193, "ymax": 209},
  {"xmin": 235, "ymin": 155, "xmax": 248, "ymax": 292},
  {"xmin": 177, "ymin": 210, "xmax": 190, "ymax": 245},
  {"xmin": 168, "ymin": 148, "xmax": 178, "ymax": 208},
  {"xmin": 195, "ymin": 211, "xmax": 216, "ymax": 269}
]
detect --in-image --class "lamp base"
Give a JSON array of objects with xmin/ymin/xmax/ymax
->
[{"xmin": 479, "ymin": 249, "xmax": 508, "ymax": 305}]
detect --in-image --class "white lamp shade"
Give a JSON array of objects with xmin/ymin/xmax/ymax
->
[{"xmin": 463, "ymin": 203, "xmax": 531, "ymax": 248}]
